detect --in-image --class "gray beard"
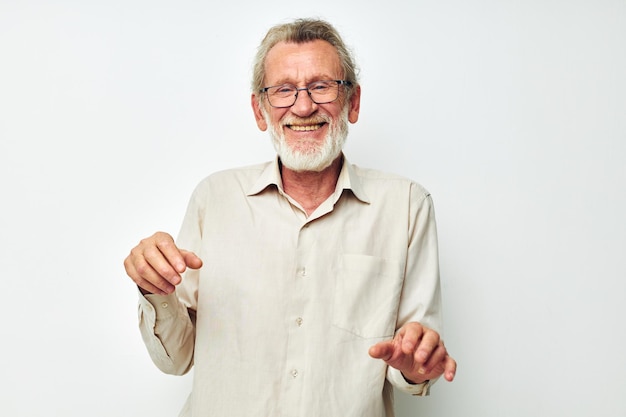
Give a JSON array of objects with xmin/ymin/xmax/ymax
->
[{"xmin": 264, "ymin": 106, "xmax": 349, "ymax": 172}]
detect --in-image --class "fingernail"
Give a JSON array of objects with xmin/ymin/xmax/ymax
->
[{"xmin": 418, "ymin": 367, "xmax": 425, "ymax": 375}]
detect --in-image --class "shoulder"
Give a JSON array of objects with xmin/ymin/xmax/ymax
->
[
  {"xmin": 203, "ymin": 161, "xmax": 269, "ymax": 182},
  {"xmin": 193, "ymin": 161, "xmax": 270, "ymax": 191},
  {"xmin": 349, "ymin": 163, "xmax": 431, "ymax": 201},
  {"xmin": 182, "ymin": 162, "xmax": 272, "ymax": 209}
]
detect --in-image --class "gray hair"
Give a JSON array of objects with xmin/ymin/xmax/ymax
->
[{"xmin": 251, "ymin": 18, "xmax": 359, "ymax": 100}]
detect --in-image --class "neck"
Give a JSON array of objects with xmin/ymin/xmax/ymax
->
[{"xmin": 280, "ymin": 156, "xmax": 343, "ymax": 216}]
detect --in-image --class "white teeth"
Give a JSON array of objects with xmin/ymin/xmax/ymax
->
[{"xmin": 288, "ymin": 124, "xmax": 323, "ymax": 131}]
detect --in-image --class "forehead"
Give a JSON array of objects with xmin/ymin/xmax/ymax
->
[{"xmin": 264, "ymin": 40, "xmax": 343, "ymax": 85}]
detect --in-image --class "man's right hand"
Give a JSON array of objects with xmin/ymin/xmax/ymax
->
[{"xmin": 124, "ymin": 231, "xmax": 203, "ymax": 295}]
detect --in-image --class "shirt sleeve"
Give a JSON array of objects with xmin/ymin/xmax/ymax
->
[
  {"xmin": 136, "ymin": 183, "xmax": 206, "ymax": 375},
  {"xmin": 138, "ymin": 291, "xmax": 195, "ymax": 375},
  {"xmin": 386, "ymin": 367, "xmax": 433, "ymax": 396},
  {"xmin": 390, "ymin": 183, "xmax": 443, "ymax": 395}
]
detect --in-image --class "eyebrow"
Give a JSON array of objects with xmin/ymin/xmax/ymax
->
[{"xmin": 267, "ymin": 76, "xmax": 339, "ymax": 87}]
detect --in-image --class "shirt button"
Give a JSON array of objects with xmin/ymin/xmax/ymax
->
[
  {"xmin": 296, "ymin": 317, "xmax": 303, "ymax": 326},
  {"xmin": 291, "ymin": 369, "xmax": 298, "ymax": 378},
  {"xmin": 161, "ymin": 302, "xmax": 169, "ymax": 309},
  {"xmin": 300, "ymin": 267, "xmax": 307, "ymax": 277}
]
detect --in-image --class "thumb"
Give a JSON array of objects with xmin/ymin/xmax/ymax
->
[
  {"xmin": 368, "ymin": 341, "xmax": 394, "ymax": 361},
  {"xmin": 181, "ymin": 250, "xmax": 203, "ymax": 269}
]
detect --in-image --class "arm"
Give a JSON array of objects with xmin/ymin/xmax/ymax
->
[
  {"xmin": 125, "ymin": 190, "xmax": 205, "ymax": 374},
  {"xmin": 138, "ymin": 289, "xmax": 196, "ymax": 375},
  {"xmin": 369, "ymin": 187, "xmax": 456, "ymax": 393}
]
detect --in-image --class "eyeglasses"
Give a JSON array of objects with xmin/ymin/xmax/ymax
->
[{"xmin": 260, "ymin": 80, "xmax": 352, "ymax": 108}]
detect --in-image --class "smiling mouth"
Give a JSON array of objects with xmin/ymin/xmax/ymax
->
[{"xmin": 286, "ymin": 122, "xmax": 326, "ymax": 132}]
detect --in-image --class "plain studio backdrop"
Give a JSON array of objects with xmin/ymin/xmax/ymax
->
[{"xmin": 1, "ymin": 1, "xmax": 625, "ymax": 416}]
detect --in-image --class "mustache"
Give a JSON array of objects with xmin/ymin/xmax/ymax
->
[{"xmin": 280, "ymin": 114, "xmax": 332, "ymax": 126}]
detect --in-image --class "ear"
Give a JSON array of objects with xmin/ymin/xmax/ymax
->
[
  {"xmin": 251, "ymin": 93, "xmax": 268, "ymax": 131},
  {"xmin": 348, "ymin": 85, "xmax": 361, "ymax": 124}
]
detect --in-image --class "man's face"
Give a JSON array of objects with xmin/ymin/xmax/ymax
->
[{"xmin": 252, "ymin": 40, "xmax": 361, "ymax": 172}]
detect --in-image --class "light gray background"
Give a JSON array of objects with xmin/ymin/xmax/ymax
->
[{"xmin": 1, "ymin": 1, "xmax": 625, "ymax": 416}]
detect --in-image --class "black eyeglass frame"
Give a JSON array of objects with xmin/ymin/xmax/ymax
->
[{"xmin": 260, "ymin": 79, "xmax": 353, "ymax": 108}]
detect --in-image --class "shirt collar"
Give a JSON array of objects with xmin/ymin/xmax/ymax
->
[
  {"xmin": 247, "ymin": 155, "xmax": 370, "ymax": 204},
  {"xmin": 246, "ymin": 156, "xmax": 283, "ymax": 196}
]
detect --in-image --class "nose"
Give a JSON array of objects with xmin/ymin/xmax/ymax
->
[{"xmin": 290, "ymin": 87, "xmax": 318, "ymax": 117}]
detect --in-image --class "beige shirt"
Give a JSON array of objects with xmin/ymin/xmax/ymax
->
[{"xmin": 138, "ymin": 156, "xmax": 443, "ymax": 417}]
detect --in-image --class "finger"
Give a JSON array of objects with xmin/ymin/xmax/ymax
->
[
  {"xmin": 153, "ymin": 234, "xmax": 187, "ymax": 274},
  {"xmin": 399, "ymin": 323, "xmax": 424, "ymax": 355},
  {"xmin": 368, "ymin": 341, "xmax": 395, "ymax": 361},
  {"xmin": 181, "ymin": 250, "xmax": 203, "ymax": 269},
  {"xmin": 136, "ymin": 277, "xmax": 169, "ymax": 296},
  {"xmin": 418, "ymin": 343, "xmax": 447, "ymax": 375},
  {"xmin": 443, "ymin": 355, "xmax": 457, "ymax": 382},
  {"xmin": 413, "ymin": 328, "xmax": 440, "ymax": 365},
  {"xmin": 124, "ymin": 256, "xmax": 173, "ymax": 295},
  {"xmin": 141, "ymin": 243, "xmax": 183, "ymax": 286}
]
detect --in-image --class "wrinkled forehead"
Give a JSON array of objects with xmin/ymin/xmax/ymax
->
[{"xmin": 264, "ymin": 40, "xmax": 343, "ymax": 86}]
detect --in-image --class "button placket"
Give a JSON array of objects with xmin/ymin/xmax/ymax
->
[{"xmin": 283, "ymin": 222, "xmax": 313, "ymax": 397}]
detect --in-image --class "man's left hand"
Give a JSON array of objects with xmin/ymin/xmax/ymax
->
[{"xmin": 368, "ymin": 322, "xmax": 457, "ymax": 384}]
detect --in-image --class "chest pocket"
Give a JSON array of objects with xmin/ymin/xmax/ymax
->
[{"xmin": 332, "ymin": 254, "xmax": 405, "ymax": 339}]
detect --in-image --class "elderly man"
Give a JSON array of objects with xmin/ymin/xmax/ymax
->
[{"xmin": 125, "ymin": 18, "xmax": 456, "ymax": 417}]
